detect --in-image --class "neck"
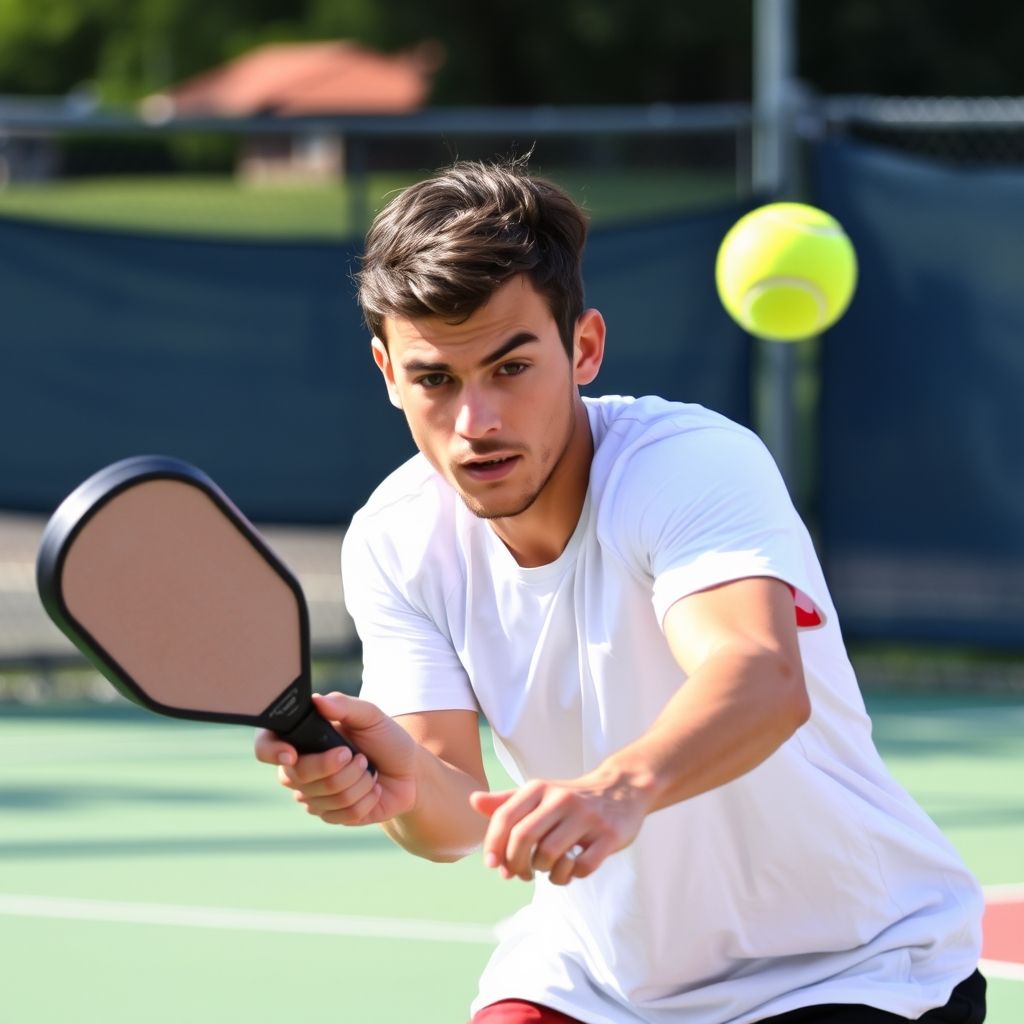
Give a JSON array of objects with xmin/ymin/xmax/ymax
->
[{"xmin": 488, "ymin": 399, "xmax": 593, "ymax": 568}]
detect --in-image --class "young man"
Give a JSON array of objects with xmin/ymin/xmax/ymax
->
[{"xmin": 254, "ymin": 160, "xmax": 986, "ymax": 1024}]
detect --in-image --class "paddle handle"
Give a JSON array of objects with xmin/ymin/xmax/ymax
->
[{"xmin": 277, "ymin": 707, "xmax": 376, "ymax": 771}]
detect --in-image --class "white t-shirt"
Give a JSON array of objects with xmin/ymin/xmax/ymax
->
[{"xmin": 343, "ymin": 395, "xmax": 983, "ymax": 1024}]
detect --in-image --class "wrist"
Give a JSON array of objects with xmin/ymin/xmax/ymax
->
[{"xmin": 590, "ymin": 754, "xmax": 664, "ymax": 816}]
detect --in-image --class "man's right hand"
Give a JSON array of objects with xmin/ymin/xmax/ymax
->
[{"xmin": 254, "ymin": 691, "xmax": 418, "ymax": 826}]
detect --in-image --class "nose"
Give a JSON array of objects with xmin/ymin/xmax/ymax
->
[{"xmin": 454, "ymin": 384, "xmax": 501, "ymax": 438}]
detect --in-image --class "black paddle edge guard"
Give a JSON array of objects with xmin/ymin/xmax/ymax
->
[{"xmin": 34, "ymin": 455, "xmax": 368, "ymax": 764}]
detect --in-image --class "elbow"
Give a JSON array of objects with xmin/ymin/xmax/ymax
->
[
  {"xmin": 412, "ymin": 837, "xmax": 482, "ymax": 863},
  {"xmin": 789, "ymin": 683, "xmax": 812, "ymax": 732},
  {"xmin": 775, "ymin": 651, "xmax": 811, "ymax": 733},
  {"xmin": 381, "ymin": 821, "xmax": 479, "ymax": 863},
  {"xmin": 422, "ymin": 847, "xmax": 473, "ymax": 864}
]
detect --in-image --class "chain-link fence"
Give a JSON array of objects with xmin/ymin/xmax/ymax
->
[{"xmin": 820, "ymin": 94, "xmax": 1024, "ymax": 164}]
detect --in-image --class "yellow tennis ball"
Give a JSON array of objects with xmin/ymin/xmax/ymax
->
[{"xmin": 715, "ymin": 202, "xmax": 858, "ymax": 342}]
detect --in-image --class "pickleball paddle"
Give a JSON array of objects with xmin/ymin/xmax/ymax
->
[{"xmin": 36, "ymin": 455, "xmax": 368, "ymax": 760}]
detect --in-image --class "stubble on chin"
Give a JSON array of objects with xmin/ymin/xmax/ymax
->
[
  {"xmin": 458, "ymin": 484, "xmax": 540, "ymax": 521},
  {"xmin": 455, "ymin": 462, "xmax": 542, "ymax": 521},
  {"xmin": 454, "ymin": 393, "xmax": 584, "ymax": 522},
  {"xmin": 456, "ymin": 439, "xmax": 561, "ymax": 522}
]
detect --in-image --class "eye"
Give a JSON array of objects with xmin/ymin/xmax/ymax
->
[
  {"xmin": 416, "ymin": 372, "xmax": 451, "ymax": 389},
  {"xmin": 497, "ymin": 361, "xmax": 528, "ymax": 378}
]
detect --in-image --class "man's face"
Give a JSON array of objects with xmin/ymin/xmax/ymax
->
[{"xmin": 373, "ymin": 276, "xmax": 601, "ymax": 521}]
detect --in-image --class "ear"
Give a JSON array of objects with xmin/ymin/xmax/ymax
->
[
  {"xmin": 371, "ymin": 337, "xmax": 403, "ymax": 409},
  {"xmin": 572, "ymin": 309, "xmax": 605, "ymax": 387}
]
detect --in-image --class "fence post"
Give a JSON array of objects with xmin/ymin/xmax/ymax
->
[
  {"xmin": 752, "ymin": 0, "xmax": 800, "ymax": 493},
  {"xmin": 346, "ymin": 132, "xmax": 369, "ymax": 238}
]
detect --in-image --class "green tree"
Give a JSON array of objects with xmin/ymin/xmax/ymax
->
[
  {"xmin": 799, "ymin": 0, "xmax": 1024, "ymax": 96},
  {"xmin": 0, "ymin": 0, "xmax": 753, "ymax": 105},
  {"xmin": 3, "ymin": 0, "xmax": 1024, "ymax": 107}
]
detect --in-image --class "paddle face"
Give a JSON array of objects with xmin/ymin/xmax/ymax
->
[{"xmin": 36, "ymin": 456, "xmax": 356, "ymax": 756}]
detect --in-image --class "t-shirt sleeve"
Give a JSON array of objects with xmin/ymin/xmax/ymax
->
[
  {"xmin": 340, "ymin": 518, "xmax": 479, "ymax": 718},
  {"xmin": 617, "ymin": 425, "xmax": 827, "ymax": 629}
]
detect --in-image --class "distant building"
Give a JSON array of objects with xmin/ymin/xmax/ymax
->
[{"xmin": 142, "ymin": 41, "xmax": 443, "ymax": 183}]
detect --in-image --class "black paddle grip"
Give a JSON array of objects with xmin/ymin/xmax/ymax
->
[{"xmin": 278, "ymin": 708, "xmax": 376, "ymax": 774}]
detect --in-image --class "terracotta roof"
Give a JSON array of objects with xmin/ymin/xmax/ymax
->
[{"xmin": 163, "ymin": 41, "xmax": 441, "ymax": 116}]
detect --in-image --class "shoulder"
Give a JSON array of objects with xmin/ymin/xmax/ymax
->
[
  {"xmin": 586, "ymin": 393, "xmax": 758, "ymax": 452},
  {"xmin": 583, "ymin": 395, "xmax": 798, "ymax": 579},
  {"xmin": 585, "ymin": 394, "xmax": 771, "ymax": 500},
  {"xmin": 350, "ymin": 452, "xmax": 452, "ymax": 531},
  {"xmin": 342, "ymin": 453, "xmax": 458, "ymax": 589}
]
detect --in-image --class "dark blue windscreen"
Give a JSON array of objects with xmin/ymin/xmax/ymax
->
[
  {"xmin": 812, "ymin": 139, "xmax": 1024, "ymax": 646},
  {"xmin": 1, "ymin": 206, "xmax": 751, "ymax": 522}
]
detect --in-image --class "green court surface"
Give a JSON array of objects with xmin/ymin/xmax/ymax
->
[{"xmin": 0, "ymin": 690, "xmax": 1021, "ymax": 1023}]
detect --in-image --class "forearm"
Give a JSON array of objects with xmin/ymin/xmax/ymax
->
[
  {"xmin": 382, "ymin": 743, "xmax": 488, "ymax": 861},
  {"xmin": 599, "ymin": 645, "xmax": 810, "ymax": 813},
  {"xmin": 473, "ymin": 582, "xmax": 811, "ymax": 886}
]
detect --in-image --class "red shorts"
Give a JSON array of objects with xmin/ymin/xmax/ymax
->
[{"xmin": 471, "ymin": 999, "xmax": 583, "ymax": 1023}]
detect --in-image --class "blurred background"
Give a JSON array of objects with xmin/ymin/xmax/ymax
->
[
  {"xmin": 0, "ymin": 1, "xmax": 1022, "ymax": 1021},
  {"xmin": 1, "ymin": 0, "xmax": 1023, "ymax": 678}
]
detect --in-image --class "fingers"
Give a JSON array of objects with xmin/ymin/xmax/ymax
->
[
  {"xmin": 254, "ymin": 729, "xmax": 297, "ymax": 767},
  {"xmin": 254, "ymin": 690, "xmax": 381, "ymax": 789},
  {"xmin": 256, "ymin": 724, "xmax": 380, "ymax": 823},
  {"xmin": 547, "ymin": 842, "xmax": 586, "ymax": 887},
  {"xmin": 546, "ymin": 838, "xmax": 614, "ymax": 886},
  {"xmin": 282, "ymin": 744, "xmax": 381, "ymax": 824},
  {"xmin": 483, "ymin": 786, "xmax": 544, "ymax": 880},
  {"xmin": 255, "ymin": 692, "xmax": 419, "ymax": 830},
  {"xmin": 298, "ymin": 759, "xmax": 381, "ymax": 824},
  {"xmin": 480, "ymin": 784, "xmax": 597, "ymax": 884},
  {"xmin": 311, "ymin": 691, "xmax": 383, "ymax": 732},
  {"xmin": 502, "ymin": 800, "xmax": 570, "ymax": 880},
  {"xmin": 478, "ymin": 779, "xmax": 638, "ymax": 886},
  {"xmin": 527, "ymin": 822, "xmax": 583, "ymax": 876},
  {"xmin": 476, "ymin": 790, "xmax": 580, "ymax": 881},
  {"xmin": 469, "ymin": 789, "xmax": 513, "ymax": 817},
  {"xmin": 278, "ymin": 744, "xmax": 366, "ymax": 792}
]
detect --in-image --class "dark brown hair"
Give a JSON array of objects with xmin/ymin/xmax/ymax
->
[{"xmin": 356, "ymin": 157, "xmax": 588, "ymax": 356}]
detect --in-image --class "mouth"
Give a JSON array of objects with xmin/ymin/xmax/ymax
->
[{"xmin": 460, "ymin": 454, "xmax": 521, "ymax": 480}]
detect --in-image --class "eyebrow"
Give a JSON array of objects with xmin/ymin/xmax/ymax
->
[{"xmin": 401, "ymin": 332, "xmax": 539, "ymax": 375}]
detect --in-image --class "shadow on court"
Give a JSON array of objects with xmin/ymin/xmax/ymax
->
[{"xmin": 0, "ymin": 831, "xmax": 396, "ymax": 860}]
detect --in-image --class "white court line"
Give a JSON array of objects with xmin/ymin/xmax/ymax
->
[
  {"xmin": 0, "ymin": 893, "xmax": 496, "ymax": 945},
  {"xmin": 979, "ymin": 958, "xmax": 1024, "ymax": 982},
  {"xmin": 1, "ymin": 894, "xmax": 1022, "ymax": 979}
]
